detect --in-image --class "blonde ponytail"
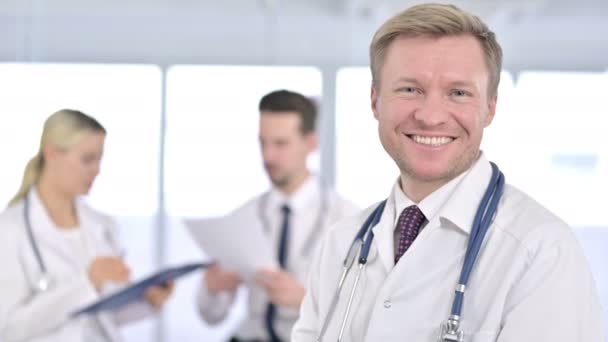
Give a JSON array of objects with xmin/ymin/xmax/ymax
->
[
  {"xmin": 8, "ymin": 109, "xmax": 105, "ymax": 207},
  {"xmin": 9, "ymin": 153, "xmax": 44, "ymax": 206}
]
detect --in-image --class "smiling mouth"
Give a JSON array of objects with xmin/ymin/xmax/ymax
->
[{"xmin": 407, "ymin": 134, "xmax": 454, "ymax": 147}]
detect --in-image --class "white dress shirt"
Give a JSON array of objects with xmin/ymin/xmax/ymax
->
[
  {"xmin": 292, "ymin": 154, "xmax": 605, "ymax": 342},
  {"xmin": 198, "ymin": 176, "xmax": 358, "ymax": 341},
  {"xmin": 0, "ymin": 189, "xmax": 153, "ymax": 342}
]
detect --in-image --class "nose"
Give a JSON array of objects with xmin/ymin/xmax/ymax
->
[
  {"xmin": 261, "ymin": 143, "xmax": 276, "ymax": 164},
  {"xmin": 413, "ymin": 92, "xmax": 448, "ymax": 127},
  {"xmin": 91, "ymin": 161, "xmax": 101, "ymax": 177}
]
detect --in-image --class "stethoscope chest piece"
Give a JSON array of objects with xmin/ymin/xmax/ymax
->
[
  {"xmin": 439, "ymin": 315, "xmax": 464, "ymax": 342},
  {"xmin": 24, "ymin": 193, "xmax": 54, "ymax": 293}
]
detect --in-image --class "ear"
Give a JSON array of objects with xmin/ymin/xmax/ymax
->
[
  {"xmin": 41, "ymin": 143, "xmax": 61, "ymax": 162},
  {"xmin": 371, "ymin": 85, "xmax": 380, "ymax": 120},
  {"xmin": 305, "ymin": 132, "xmax": 318, "ymax": 153},
  {"xmin": 484, "ymin": 95, "xmax": 498, "ymax": 127}
]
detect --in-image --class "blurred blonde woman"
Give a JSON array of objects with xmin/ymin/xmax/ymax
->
[{"xmin": 0, "ymin": 109, "xmax": 173, "ymax": 342}]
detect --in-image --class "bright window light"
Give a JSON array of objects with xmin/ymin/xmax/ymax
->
[
  {"xmin": 0, "ymin": 62, "xmax": 163, "ymax": 342},
  {"xmin": 335, "ymin": 67, "xmax": 397, "ymax": 208},
  {"xmin": 0, "ymin": 63, "xmax": 162, "ymax": 216},
  {"xmin": 164, "ymin": 65, "xmax": 322, "ymax": 217},
  {"xmin": 509, "ymin": 71, "xmax": 608, "ymax": 226},
  {"xmin": 163, "ymin": 65, "xmax": 322, "ymax": 342}
]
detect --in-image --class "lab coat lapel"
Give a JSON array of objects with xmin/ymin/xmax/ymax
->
[
  {"xmin": 28, "ymin": 191, "xmax": 83, "ymax": 270},
  {"xmin": 76, "ymin": 202, "xmax": 123, "ymax": 341},
  {"xmin": 370, "ymin": 197, "xmax": 397, "ymax": 273},
  {"xmin": 297, "ymin": 181, "xmax": 327, "ymax": 258},
  {"xmin": 76, "ymin": 201, "xmax": 116, "ymax": 257}
]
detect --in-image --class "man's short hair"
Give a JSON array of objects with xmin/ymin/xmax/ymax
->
[
  {"xmin": 259, "ymin": 90, "xmax": 317, "ymax": 134},
  {"xmin": 370, "ymin": 3, "xmax": 502, "ymax": 97}
]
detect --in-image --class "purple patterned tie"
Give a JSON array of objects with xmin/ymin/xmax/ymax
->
[{"xmin": 394, "ymin": 205, "xmax": 426, "ymax": 263}]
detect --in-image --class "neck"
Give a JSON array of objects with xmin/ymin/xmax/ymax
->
[
  {"xmin": 37, "ymin": 173, "xmax": 78, "ymax": 229},
  {"xmin": 278, "ymin": 169, "xmax": 311, "ymax": 196},
  {"xmin": 399, "ymin": 175, "xmax": 448, "ymax": 204}
]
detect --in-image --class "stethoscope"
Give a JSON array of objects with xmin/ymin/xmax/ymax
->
[
  {"xmin": 317, "ymin": 162, "xmax": 505, "ymax": 342},
  {"xmin": 23, "ymin": 192, "xmax": 112, "ymax": 295},
  {"xmin": 23, "ymin": 193, "xmax": 53, "ymax": 293}
]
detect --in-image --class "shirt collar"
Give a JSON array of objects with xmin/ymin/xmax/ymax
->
[
  {"xmin": 439, "ymin": 153, "xmax": 493, "ymax": 234},
  {"xmin": 266, "ymin": 175, "xmax": 319, "ymax": 213},
  {"xmin": 391, "ymin": 153, "xmax": 492, "ymax": 235}
]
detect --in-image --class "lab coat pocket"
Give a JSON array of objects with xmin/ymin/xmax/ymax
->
[{"xmin": 468, "ymin": 330, "xmax": 499, "ymax": 342}]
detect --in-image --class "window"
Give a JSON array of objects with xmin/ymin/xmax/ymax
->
[
  {"xmin": 510, "ymin": 71, "xmax": 608, "ymax": 226},
  {"xmin": 165, "ymin": 65, "xmax": 322, "ymax": 218},
  {"xmin": 0, "ymin": 62, "xmax": 162, "ymax": 341},
  {"xmin": 335, "ymin": 67, "xmax": 398, "ymax": 208},
  {"xmin": 164, "ymin": 65, "xmax": 322, "ymax": 341},
  {"xmin": 0, "ymin": 63, "xmax": 162, "ymax": 216}
]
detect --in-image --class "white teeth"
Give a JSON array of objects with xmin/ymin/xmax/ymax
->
[{"xmin": 411, "ymin": 135, "xmax": 453, "ymax": 146}]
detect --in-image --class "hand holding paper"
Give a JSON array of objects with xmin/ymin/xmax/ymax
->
[
  {"xmin": 185, "ymin": 213, "xmax": 277, "ymax": 280},
  {"xmin": 255, "ymin": 269, "xmax": 306, "ymax": 309},
  {"xmin": 204, "ymin": 264, "xmax": 242, "ymax": 294}
]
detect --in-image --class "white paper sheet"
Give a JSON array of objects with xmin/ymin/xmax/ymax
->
[{"xmin": 185, "ymin": 212, "xmax": 277, "ymax": 280}]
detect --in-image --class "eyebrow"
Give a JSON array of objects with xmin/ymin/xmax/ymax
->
[
  {"xmin": 393, "ymin": 77, "xmax": 479, "ymax": 90},
  {"xmin": 395, "ymin": 77, "xmax": 419, "ymax": 84},
  {"xmin": 447, "ymin": 81, "xmax": 476, "ymax": 89}
]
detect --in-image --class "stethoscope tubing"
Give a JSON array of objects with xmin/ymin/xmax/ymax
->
[
  {"xmin": 317, "ymin": 163, "xmax": 504, "ymax": 342},
  {"xmin": 451, "ymin": 163, "xmax": 504, "ymax": 318},
  {"xmin": 23, "ymin": 194, "xmax": 47, "ymax": 275}
]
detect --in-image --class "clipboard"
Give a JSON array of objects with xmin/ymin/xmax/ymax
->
[{"xmin": 72, "ymin": 261, "xmax": 211, "ymax": 317}]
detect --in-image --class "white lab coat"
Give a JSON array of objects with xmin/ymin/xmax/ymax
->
[
  {"xmin": 198, "ymin": 177, "xmax": 359, "ymax": 341},
  {"xmin": 293, "ymin": 156, "xmax": 606, "ymax": 342},
  {"xmin": 0, "ymin": 189, "xmax": 153, "ymax": 342}
]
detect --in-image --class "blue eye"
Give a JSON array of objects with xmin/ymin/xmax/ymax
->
[
  {"xmin": 396, "ymin": 87, "xmax": 420, "ymax": 96},
  {"xmin": 451, "ymin": 89, "xmax": 467, "ymax": 97}
]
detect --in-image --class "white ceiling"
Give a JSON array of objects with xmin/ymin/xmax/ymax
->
[
  {"xmin": 0, "ymin": 0, "xmax": 606, "ymax": 71},
  {"xmin": 1, "ymin": 0, "xmax": 606, "ymax": 17}
]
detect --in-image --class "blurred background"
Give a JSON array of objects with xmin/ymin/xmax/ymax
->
[{"xmin": 0, "ymin": 0, "xmax": 607, "ymax": 341}]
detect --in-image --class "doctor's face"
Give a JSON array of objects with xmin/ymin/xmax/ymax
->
[
  {"xmin": 371, "ymin": 35, "xmax": 497, "ymax": 194},
  {"xmin": 259, "ymin": 112, "xmax": 316, "ymax": 190},
  {"xmin": 45, "ymin": 131, "xmax": 105, "ymax": 197}
]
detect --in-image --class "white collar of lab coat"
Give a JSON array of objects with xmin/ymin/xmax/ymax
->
[
  {"xmin": 437, "ymin": 153, "xmax": 493, "ymax": 235},
  {"xmin": 371, "ymin": 153, "xmax": 493, "ymax": 271},
  {"xmin": 26, "ymin": 187, "xmax": 111, "ymax": 262},
  {"xmin": 390, "ymin": 153, "xmax": 492, "ymax": 235}
]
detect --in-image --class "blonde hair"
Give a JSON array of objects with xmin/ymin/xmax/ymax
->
[
  {"xmin": 370, "ymin": 3, "xmax": 502, "ymax": 97},
  {"xmin": 9, "ymin": 109, "xmax": 106, "ymax": 206}
]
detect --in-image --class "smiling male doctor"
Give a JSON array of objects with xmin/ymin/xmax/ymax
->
[{"xmin": 292, "ymin": 3, "xmax": 605, "ymax": 342}]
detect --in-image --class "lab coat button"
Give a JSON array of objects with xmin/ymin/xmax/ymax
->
[{"xmin": 383, "ymin": 300, "xmax": 391, "ymax": 308}]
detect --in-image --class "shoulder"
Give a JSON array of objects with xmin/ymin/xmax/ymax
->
[
  {"xmin": 312, "ymin": 203, "xmax": 379, "ymax": 272},
  {"xmin": 228, "ymin": 192, "xmax": 266, "ymax": 218},
  {"xmin": 494, "ymin": 184, "xmax": 579, "ymax": 253},
  {"xmin": 324, "ymin": 202, "xmax": 379, "ymax": 245},
  {"xmin": 0, "ymin": 200, "xmax": 24, "ymax": 222},
  {"xmin": 327, "ymin": 189, "xmax": 358, "ymax": 210},
  {"xmin": 324, "ymin": 189, "xmax": 360, "ymax": 221},
  {"xmin": 0, "ymin": 201, "xmax": 27, "ymax": 246}
]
